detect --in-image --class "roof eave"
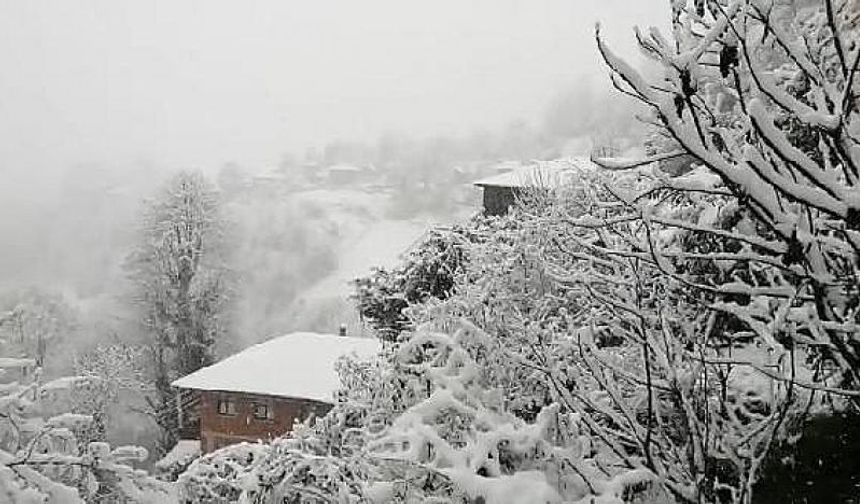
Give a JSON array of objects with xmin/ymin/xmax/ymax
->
[{"xmin": 170, "ymin": 384, "xmax": 335, "ymax": 405}]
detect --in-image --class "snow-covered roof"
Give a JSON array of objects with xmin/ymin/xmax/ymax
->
[
  {"xmin": 171, "ymin": 332, "xmax": 381, "ymax": 403},
  {"xmin": 252, "ymin": 167, "xmax": 287, "ymax": 181},
  {"xmin": 327, "ymin": 163, "xmax": 364, "ymax": 172},
  {"xmin": 473, "ymin": 158, "xmax": 598, "ymax": 189}
]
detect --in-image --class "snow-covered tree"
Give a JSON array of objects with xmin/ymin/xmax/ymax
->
[
  {"xmin": 0, "ymin": 290, "xmax": 78, "ymax": 370},
  {"xmin": 126, "ymin": 171, "xmax": 231, "ymax": 453},
  {"xmin": 72, "ymin": 345, "xmax": 150, "ymax": 448},
  {"xmin": 462, "ymin": 1, "xmax": 860, "ymax": 500},
  {"xmin": 595, "ymin": 0, "xmax": 860, "ymax": 397},
  {"xmin": 518, "ymin": 166, "xmax": 808, "ymax": 502}
]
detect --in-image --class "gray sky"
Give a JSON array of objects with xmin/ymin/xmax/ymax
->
[{"xmin": 0, "ymin": 0, "xmax": 669, "ymax": 177}]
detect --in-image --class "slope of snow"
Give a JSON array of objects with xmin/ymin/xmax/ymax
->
[
  {"xmin": 301, "ymin": 218, "xmax": 431, "ymax": 301},
  {"xmin": 277, "ymin": 187, "xmax": 441, "ymax": 336},
  {"xmin": 171, "ymin": 332, "xmax": 380, "ymax": 402},
  {"xmin": 238, "ymin": 185, "xmax": 469, "ymax": 338}
]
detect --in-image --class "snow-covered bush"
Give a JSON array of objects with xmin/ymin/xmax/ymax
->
[
  {"xmin": 154, "ymin": 440, "xmax": 201, "ymax": 483},
  {"xmin": 353, "ymin": 225, "xmax": 472, "ymax": 341},
  {"xmin": 177, "ymin": 442, "xmax": 270, "ymax": 503},
  {"xmin": 0, "ymin": 359, "xmax": 173, "ymax": 503},
  {"xmin": 406, "ymin": 211, "xmax": 566, "ymax": 422},
  {"xmin": 369, "ymin": 323, "xmax": 648, "ymax": 504}
]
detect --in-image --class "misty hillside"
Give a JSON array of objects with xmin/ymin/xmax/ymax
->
[{"xmin": 229, "ymin": 178, "xmax": 475, "ymax": 348}]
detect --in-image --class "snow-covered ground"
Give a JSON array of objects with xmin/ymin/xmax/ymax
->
[
  {"xmin": 300, "ymin": 218, "xmax": 431, "ymax": 301},
  {"xmin": 231, "ymin": 182, "xmax": 474, "ymax": 342},
  {"xmin": 283, "ymin": 188, "xmax": 443, "ymax": 336}
]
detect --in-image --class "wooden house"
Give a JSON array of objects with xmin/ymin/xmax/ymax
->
[{"xmin": 171, "ymin": 332, "xmax": 380, "ymax": 453}]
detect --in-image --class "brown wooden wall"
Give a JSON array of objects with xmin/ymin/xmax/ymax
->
[{"xmin": 198, "ymin": 390, "xmax": 331, "ymax": 453}]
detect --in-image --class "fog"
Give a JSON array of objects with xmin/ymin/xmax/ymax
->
[
  {"xmin": 0, "ymin": 1, "xmax": 669, "ymax": 344},
  {"xmin": 1, "ymin": 1, "xmax": 667, "ymax": 173}
]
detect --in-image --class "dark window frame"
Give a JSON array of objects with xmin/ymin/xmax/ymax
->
[
  {"xmin": 217, "ymin": 397, "xmax": 237, "ymax": 416},
  {"xmin": 251, "ymin": 401, "xmax": 273, "ymax": 421}
]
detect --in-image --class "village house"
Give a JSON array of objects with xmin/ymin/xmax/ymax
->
[
  {"xmin": 473, "ymin": 158, "xmax": 596, "ymax": 216},
  {"xmin": 324, "ymin": 163, "xmax": 374, "ymax": 186},
  {"xmin": 250, "ymin": 168, "xmax": 289, "ymax": 197},
  {"xmin": 171, "ymin": 332, "xmax": 380, "ymax": 454}
]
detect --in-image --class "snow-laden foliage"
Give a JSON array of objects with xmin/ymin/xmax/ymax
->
[
  {"xmin": 154, "ymin": 440, "xmax": 200, "ymax": 483},
  {"xmin": 368, "ymin": 322, "xmax": 673, "ymax": 504},
  {"xmin": 0, "ymin": 359, "xmax": 174, "ymax": 503},
  {"xmin": 0, "ymin": 290, "xmax": 79, "ymax": 370},
  {"xmin": 72, "ymin": 345, "xmax": 150, "ymax": 448},
  {"xmin": 596, "ymin": 0, "xmax": 860, "ymax": 398},
  {"xmin": 353, "ymin": 226, "xmax": 471, "ymax": 341},
  {"xmin": 520, "ymin": 167, "xmax": 813, "ymax": 503}
]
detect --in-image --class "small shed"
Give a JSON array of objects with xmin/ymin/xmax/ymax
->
[
  {"xmin": 172, "ymin": 332, "xmax": 380, "ymax": 453},
  {"xmin": 472, "ymin": 158, "xmax": 595, "ymax": 216}
]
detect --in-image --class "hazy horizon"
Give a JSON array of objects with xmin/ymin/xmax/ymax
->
[{"xmin": 1, "ymin": 0, "xmax": 669, "ymax": 184}]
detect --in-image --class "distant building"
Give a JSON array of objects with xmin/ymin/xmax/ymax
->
[
  {"xmin": 472, "ymin": 158, "xmax": 597, "ymax": 216},
  {"xmin": 299, "ymin": 160, "xmax": 323, "ymax": 184},
  {"xmin": 250, "ymin": 168, "xmax": 289, "ymax": 196},
  {"xmin": 171, "ymin": 332, "xmax": 380, "ymax": 453},
  {"xmin": 325, "ymin": 164, "xmax": 367, "ymax": 186}
]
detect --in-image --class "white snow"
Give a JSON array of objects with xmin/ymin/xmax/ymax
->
[
  {"xmin": 300, "ymin": 218, "xmax": 431, "ymax": 301},
  {"xmin": 0, "ymin": 357, "xmax": 36, "ymax": 370},
  {"xmin": 155, "ymin": 440, "xmax": 200, "ymax": 470},
  {"xmin": 473, "ymin": 158, "xmax": 598, "ymax": 189},
  {"xmin": 443, "ymin": 469, "xmax": 562, "ymax": 504},
  {"xmin": 171, "ymin": 332, "xmax": 381, "ymax": 402}
]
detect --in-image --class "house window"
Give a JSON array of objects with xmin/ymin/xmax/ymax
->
[
  {"xmin": 217, "ymin": 398, "xmax": 236, "ymax": 416},
  {"xmin": 252, "ymin": 402, "xmax": 272, "ymax": 421}
]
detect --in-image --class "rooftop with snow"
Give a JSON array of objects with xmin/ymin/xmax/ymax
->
[
  {"xmin": 171, "ymin": 332, "xmax": 381, "ymax": 403},
  {"xmin": 472, "ymin": 157, "xmax": 598, "ymax": 189}
]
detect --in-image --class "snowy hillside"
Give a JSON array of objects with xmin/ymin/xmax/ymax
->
[{"xmin": 231, "ymin": 184, "xmax": 473, "ymax": 345}]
